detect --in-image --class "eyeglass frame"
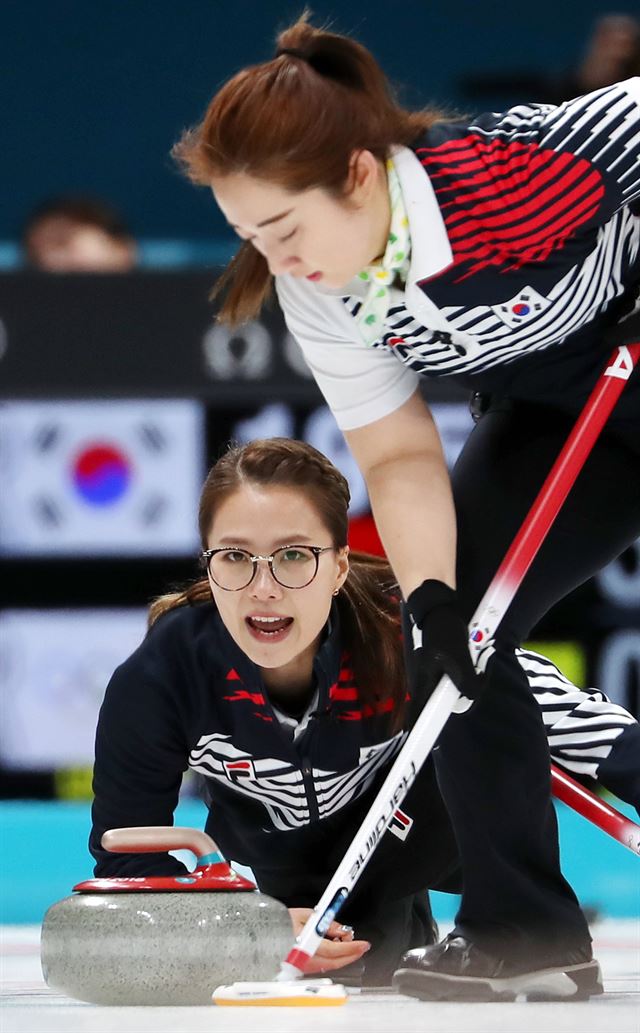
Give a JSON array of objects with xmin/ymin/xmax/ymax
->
[{"xmin": 200, "ymin": 544, "xmax": 335, "ymax": 591}]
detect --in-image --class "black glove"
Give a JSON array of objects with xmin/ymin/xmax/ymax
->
[{"xmin": 403, "ymin": 579, "xmax": 483, "ymax": 718}]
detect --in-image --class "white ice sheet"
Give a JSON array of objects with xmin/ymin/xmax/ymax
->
[{"xmin": 2, "ymin": 920, "xmax": 638, "ymax": 1033}]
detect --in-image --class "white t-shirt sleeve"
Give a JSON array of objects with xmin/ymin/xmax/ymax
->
[{"xmin": 275, "ymin": 274, "xmax": 420, "ymax": 430}]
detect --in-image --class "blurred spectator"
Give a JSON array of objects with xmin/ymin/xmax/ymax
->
[
  {"xmin": 459, "ymin": 13, "xmax": 640, "ymax": 107},
  {"xmin": 22, "ymin": 196, "xmax": 138, "ymax": 272}
]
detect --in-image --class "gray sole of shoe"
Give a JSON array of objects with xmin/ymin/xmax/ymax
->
[{"xmin": 392, "ymin": 960, "xmax": 604, "ymax": 1002}]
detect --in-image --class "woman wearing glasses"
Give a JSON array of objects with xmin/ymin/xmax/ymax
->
[{"xmin": 90, "ymin": 438, "xmax": 639, "ymax": 987}]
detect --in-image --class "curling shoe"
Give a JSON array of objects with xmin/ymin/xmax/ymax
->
[{"xmin": 392, "ymin": 933, "xmax": 603, "ymax": 1002}]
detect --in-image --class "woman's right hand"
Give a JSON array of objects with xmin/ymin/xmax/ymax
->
[{"xmin": 288, "ymin": 907, "xmax": 371, "ymax": 974}]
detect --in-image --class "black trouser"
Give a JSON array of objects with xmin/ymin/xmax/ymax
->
[{"xmin": 436, "ymin": 394, "xmax": 640, "ymax": 965}]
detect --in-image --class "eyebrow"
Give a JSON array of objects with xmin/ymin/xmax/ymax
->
[
  {"xmin": 230, "ymin": 208, "xmax": 294, "ymax": 230},
  {"xmin": 214, "ymin": 534, "xmax": 315, "ymax": 547}
]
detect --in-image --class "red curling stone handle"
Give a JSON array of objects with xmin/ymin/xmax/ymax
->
[
  {"xmin": 102, "ymin": 826, "xmax": 218, "ymax": 860},
  {"xmin": 74, "ymin": 825, "xmax": 256, "ymax": 891}
]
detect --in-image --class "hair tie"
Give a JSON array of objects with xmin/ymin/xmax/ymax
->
[{"xmin": 276, "ymin": 47, "xmax": 306, "ymax": 61}]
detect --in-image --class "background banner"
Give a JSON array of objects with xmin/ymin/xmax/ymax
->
[{"xmin": 0, "ymin": 398, "xmax": 204, "ymax": 555}]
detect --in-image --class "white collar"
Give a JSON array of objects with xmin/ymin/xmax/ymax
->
[
  {"xmin": 270, "ymin": 687, "xmax": 320, "ymax": 741},
  {"xmin": 391, "ymin": 144, "xmax": 453, "ymax": 284}
]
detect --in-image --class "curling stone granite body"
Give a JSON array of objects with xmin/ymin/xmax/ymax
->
[{"xmin": 41, "ymin": 889, "xmax": 293, "ymax": 1006}]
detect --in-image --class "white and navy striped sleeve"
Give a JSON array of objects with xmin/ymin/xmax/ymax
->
[
  {"xmin": 275, "ymin": 274, "xmax": 420, "ymax": 430},
  {"xmin": 539, "ymin": 78, "xmax": 640, "ymax": 216},
  {"xmin": 467, "ymin": 78, "xmax": 640, "ymax": 228},
  {"xmin": 518, "ymin": 646, "xmax": 636, "ymax": 779}
]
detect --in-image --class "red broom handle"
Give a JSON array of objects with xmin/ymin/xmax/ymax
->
[
  {"xmin": 499, "ymin": 341, "xmax": 640, "ymax": 854},
  {"xmin": 552, "ymin": 766, "xmax": 640, "ymax": 856},
  {"xmin": 486, "ymin": 342, "xmax": 640, "ymax": 853},
  {"xmin": 473, "ymin": 344, "xmax": 640, "ymax": 850},
  {"xmin": 474, "ymin": 345, "xmax": 640, "ymax": 847},
  {"xmin": 491, "ymin": 344, "xmax": 640, "ymax": 597},
  {"xmin": 469, "ymin": 345, "xmax": 640, "ymax": 853},
  {"xmin": 498, "ymin": 341, "xmax": 640, "ymax": 854}
]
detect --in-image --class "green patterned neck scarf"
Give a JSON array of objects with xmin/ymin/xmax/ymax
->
[{"xmin": 354, "ymin": 158, "xmax": 411, "ymax": 346}]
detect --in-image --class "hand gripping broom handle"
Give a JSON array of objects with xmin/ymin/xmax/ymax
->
[{"xmin": 279, "ymin": 344, "xmax": 640, "ymax": 980}]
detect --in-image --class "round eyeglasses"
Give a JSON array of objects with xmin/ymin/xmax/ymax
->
[{"xmin": 201, "ymin": 545, "xmax": 334, "ymax": 591}]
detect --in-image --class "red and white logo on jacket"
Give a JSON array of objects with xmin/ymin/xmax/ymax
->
[{"xmin": 223, "ymin": 758, "xmax": 256, "ymax": 783}]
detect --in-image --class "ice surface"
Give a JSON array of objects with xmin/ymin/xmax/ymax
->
[{"xmin": 2, "ymin": 920, "xmax": 638, "ymax": 1033}]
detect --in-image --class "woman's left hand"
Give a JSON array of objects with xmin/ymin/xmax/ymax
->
[{"xmin": 288, "ymin": 907, "xmax": 371, "ymax": 974}]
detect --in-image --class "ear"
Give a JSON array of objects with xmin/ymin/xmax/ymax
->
[
  {"xmin": 335, "ymin": 545, "xmax": 350, "ymax": 591},
  {"xmin": 347, "ymin": 150, "xmax": 381, "ymax": 204}
]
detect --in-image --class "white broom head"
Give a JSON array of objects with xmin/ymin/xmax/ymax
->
[{"xmin": 212, "ymin": 979, "xmax": 348, "ymax": 1006}]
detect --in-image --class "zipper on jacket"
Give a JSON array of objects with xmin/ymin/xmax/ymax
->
[
  {"xmin": 251, "ymin": 613, "xmax": 339, "ymax": 826},
  {"xmin": 300, "ymin": 753, "xmax": 320, "ymax": 823},
  {"xmin": 253, "ymin": 674, "xmax": 322, "ymax": 824}
]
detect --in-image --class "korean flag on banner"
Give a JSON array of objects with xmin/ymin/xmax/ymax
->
[{"xmin": 0, "ymin": 399, "xmax": 204, "ymax": 556}]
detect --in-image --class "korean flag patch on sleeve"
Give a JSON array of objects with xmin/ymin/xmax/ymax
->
[{"xmin": 491, "ymin": 286, "xmax": 550, "ymax": 328}]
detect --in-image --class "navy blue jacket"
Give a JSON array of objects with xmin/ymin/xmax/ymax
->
[{"xmin": 90, "ymin": 601, "xmax": 459, "ymax": 903}]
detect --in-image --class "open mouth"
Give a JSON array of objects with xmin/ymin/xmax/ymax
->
[
  {"xmin": 245, "ymin": 616, "xmax": 294, "ymax": 642},
  {"xmin": 306, "ymin": 271, "xmax": 322, "ymax": 282}
]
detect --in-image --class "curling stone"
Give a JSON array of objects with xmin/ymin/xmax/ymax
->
[{"xmin": 41, "ymin": 826, "xmax": 294, "ymax": 1006}]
